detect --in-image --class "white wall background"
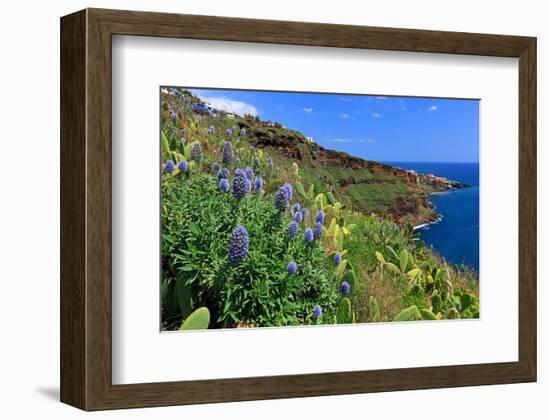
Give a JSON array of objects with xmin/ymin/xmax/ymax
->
[{"xmin": 0, "ymin": 0, "xmax": 546, "ymax": 418}]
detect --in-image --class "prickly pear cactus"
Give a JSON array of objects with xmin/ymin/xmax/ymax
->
[
  {"xmin": 431, "ymin": 292, "xmax": 442, "ymax": 314},
  {"xmin": 420, "ymin": 308, "xmax": 437, "ymax": 320},
  {"xmin": 394, "ymin": 305, "xmax": 422, "ymax": 322},
  {"xmin": 179, "ymin": 307, "xmax": 210, "ymax": 330},
  {"xmin": 336, "ymin": 298, "xmax": 354, "ymax": 324}
]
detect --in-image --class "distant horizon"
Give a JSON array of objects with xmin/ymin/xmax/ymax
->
[{"xmin": 187, "ymin": 87, "xmax": 479, "ymax": 164}]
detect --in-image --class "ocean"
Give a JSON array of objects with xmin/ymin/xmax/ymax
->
[{"xmin": 386, "ymin": 162, "xmax": 479, "ymax": 272}]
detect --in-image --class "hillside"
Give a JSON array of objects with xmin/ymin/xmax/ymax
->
[
  {"xmin": 171, "ymin": 88, "xmax": 467, "ymax": 227},
  {"xmin": 160, "ymin": 87, "xmax": 479, "ymax": 331}
]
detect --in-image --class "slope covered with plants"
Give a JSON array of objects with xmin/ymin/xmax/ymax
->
[{"xmin": 160, "ymin": 89, "xmax": 479, "ymax": 331}]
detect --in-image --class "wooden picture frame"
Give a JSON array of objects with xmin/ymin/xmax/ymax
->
[{"xmin": 60, "ymin": 8, "xmax": 537, "ymax": 411}]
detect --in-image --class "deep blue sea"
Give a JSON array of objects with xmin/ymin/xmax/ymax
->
[{"xmin": 386, "ymin": 162, "xmax": 479, "ymax": 272}]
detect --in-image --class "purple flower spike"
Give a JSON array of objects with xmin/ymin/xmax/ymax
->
[
  {"xmin": 340, "ymin": 281, "xmax": 351, "ymax": 296},
  {"xmin": 312, "ymin": 304, "xmax": 322, "ymax": 319},
  {"xmin": 219, "ymin": 178, "xmax": 230, "ymax": 192},
  {"xmin": 334, "ymin": 252, "xmax": 342, "ymax": 266},
  {"xmin": 164, "ymin": 160, "xmax": 175, "ymax": 173},
  {"xmin": 232, "ymin": 173, "xmax": 248, "ymax": 199},
  {"xmin": 283, "ymin": 183, "xmax": 293, "ymax": 201},
  {"xmin": 274, "ymin": 187, "xmax": 290, "ymax": 212},
  {"xmin": 287, "ymin": 220, "xmax": 299, "ymax": 240},
  {"xmin": 287, "ymin": 261, "xmax": 298, "ymax": 275},
  {"xmin": 313, "ymin": 222, "xmax": 323, "ymax": 240},
  {"xmin": 253, "ymin": 176, "xmax": 263, "ymax": 194},
  {"xmin": 178, "ymin": 159, "xmax": 188, "ymax": 173},
  {"xmin": 228, "ymin": 226, "xmax": 249, "ymax": 266},
  {"xmin": 222, "ymin": 141, "xmax": 233, "ymax": 165},
  {"xmin": 316, "ymin": 210, "xmax": 325, "ymax": 224},
  {"xmin": 304, "ymin": 228, "xmax": 314, "ymax": 243}
]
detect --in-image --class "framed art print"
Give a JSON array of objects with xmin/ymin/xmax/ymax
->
[{"xmin": 60, "ymin": 8, "xmax": 536, "ymax": 410}]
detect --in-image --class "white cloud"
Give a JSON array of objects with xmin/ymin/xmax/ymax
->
[
  {"xmin": 303, "ymin": 107, "xmax": 313, "ymax": 114},
  {"xmin": 339, "ymin": 113, "xmax": 352, "ymax": 120},
  {"xmin": 191, "ymin": 92, "xmax": 258, "ymax": 116},
  {"xmin": 428, "ymin": 105, "xmax": 438, "ymax": 112},
  {"xmin": 371, "ymin": 112, "xmax": 381, "ymax": 118}
]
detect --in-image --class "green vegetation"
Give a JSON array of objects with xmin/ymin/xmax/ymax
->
[{"xmin": 160, "ymin": 89, "xmax": 479, "ymax": 330}]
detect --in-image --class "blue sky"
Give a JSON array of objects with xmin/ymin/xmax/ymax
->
[{"xmin": 189, "ymin": 88, "xmax": 479, "ymax": 163}]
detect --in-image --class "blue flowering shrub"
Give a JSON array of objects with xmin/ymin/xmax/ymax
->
[
  {"xmin": 160, "ymin": 88, "xmax": 479, "ymax": 330},
  {"xmin": 162, "ymin": 174, "xmax": 341, "ymax": 327}
]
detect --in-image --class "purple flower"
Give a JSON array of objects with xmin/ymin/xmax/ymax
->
[
  {"xmin": 304, "ymin": 228, "xmax": 314, "ymax": 243},
  {"xmin": 312, "ymin": 304, "xmax": 322, "ymax": 319},
  {"xmin": 228, "ymin": 226, "xmax": 249, "ymax": 266},
  {"xmin": 316, "ymin": 210, "xmax": 325, "ymax": 224},
  {"xmin": 294, "ymin": 212, "xmax": 303, "ymax": 223},
  {"xmin": 212, "ymin": 162, "xmax": 220, "ymax": 172},
  {"xmin": 334, "ymin": 252, "xmax": 342, "ymax": 266},
  {"xmin": 245, "ymin": 167, "xmax": 254, "ymax": 182},
  {"xmin": 287, "ymin": 261, "xmax": 298, "ymax": 275},
  {"xmin": 232, "ymin": 173, "xmax": 248, "ymax": 199},
  {"xmin": 287, "ymin": 220, "xmax": 299, "ymax": 240},
  {"xmin": 222, "ymin": 141, "xmax": 233, "ymax": 165},
  {"xmin": 313, "ymin": 222, "xmax": 323, "ymax": 240},
  {"xmin": 164, "ymin": 160, "xmax": 175, "ymax": 173},
  {"xmin": 283, "ymin": 183, "xmax": 293, "ymax": 201},
  {"xmin": 245, "ymin": 178, "xmax": 252, "ymax": 193},
  {"xmin": 219, "ymin": 178, "xmax": 230, "ymax": 192},
  {"xmin": 217, "ymin": 168, "xmax": 229, "ymax": 180},
  {"xmin": 231, "ymin": 125, "xmax": 237, "ymax": 133},
  {"xmin": 191, "ymin": 142, "xmax": 203, "ymax": 161},
  {"xmin": 226, "ymin": 128, "xmax": 232, "ymax": 136},
  {"xmin": 274, "ymin": 187, "xmax": 290, "ymax": 212},
  {"xmin": 340, "ymin": 281, "xmax": 351, "ymax": 296},
  {"xmin": 178, "ymin": 159, "xmax": 188, "ymax": 172},
  {"xmin": 208, "ymin": 125, "xmax": 215, "ymax": 135},
  {"xmin": 293, "ymin": 203, "xmax": 301, "ymax": 213},
  {"xmin": 234, "ymin": 168, "xmax": 243, "ymax": 176},
  {"xmin": 240, "ymin": 128, "xmax": 247, "ymax": 136},
  {"xmin": 301, "ymin": 208, "xmax": 308, "ymax": 220},
  {"xmin": 253, "ymin": 176, "xmax": 263, "ymax": 194},
  {"xmin": 169, "ymin": 110, "xmax": 177, "ymax": 121}
]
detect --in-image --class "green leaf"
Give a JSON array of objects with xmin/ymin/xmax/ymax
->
[
  {"xmin": 184, "ymin": 144, "xmax": 192, "ymax": 160},
  {"xmin": 399, "ymin": 249, "xmax": 408, "ymax": 273},
  {"xmin": 375, "ymin": 251, "xmax": 385, "ymax": 264},
  {"xmin": 336, "ymin": 298, "xmax": 353, "ymax": 324},
  {"xmin": 295, "ymin": 182, "xmax": 306, "ymax": 198},
  {"xmin": 179, "ymin": 307, "xmax": 210, "ymax": 330},
  {"xmin": 460, "ymin": 293, "xmax": 474, "ymax": 311},
  {"xmin": 342, "ymin": 270, "xmax": 356, "ymax": 292},
  {"xmin": 161, "ymin": 131, "xmax": 171, "ymax": 159},
  {"xmin": 394, "ymin": 305, "xmax": 422, "ymax": 322},
  {"xmin": 385, "ymin": 245, "xmax": 400, "ymax": 263},
  {"xmin": 420, "ymin": 309, "xmax": 437, "ymax": 320},
  {"xmin": 385, "ymin": 262, "xmax": 401, "ymax": 274},
  {"xmin": 174, "ymin": 279, "xmax": 194, "ymax": 317}
]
